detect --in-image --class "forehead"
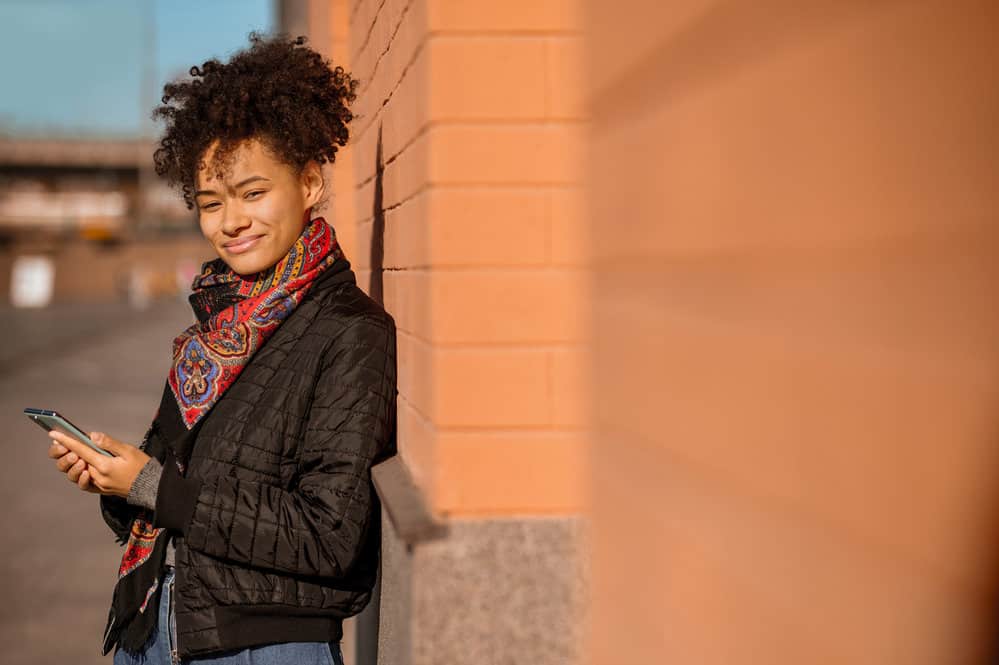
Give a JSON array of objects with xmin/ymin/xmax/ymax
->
[{"xmin": 196, "ymin": 138, "xmax": 286, "ymax": 186}]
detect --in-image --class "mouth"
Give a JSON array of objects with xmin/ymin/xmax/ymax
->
[{"xmin": 223, "ymin": 234, "xmax": 263, "ymax": 254}]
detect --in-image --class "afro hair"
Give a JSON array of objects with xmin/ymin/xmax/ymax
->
[{"xmin": 152, "ymin": 32, "xmax": 359, "ymax": 210}]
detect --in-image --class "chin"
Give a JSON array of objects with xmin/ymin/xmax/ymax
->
[
  {"xmin": 218, "ymin": 251, "xmax": 268, "ymax": 276},
  {"xmin": 230, "ymin": 259, "xmax": 270, "ymax": 275}
]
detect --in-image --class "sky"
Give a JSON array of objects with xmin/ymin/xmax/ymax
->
[{"xmin": 0, "ymin": 0, "xmax": 275, "ymax": 138}]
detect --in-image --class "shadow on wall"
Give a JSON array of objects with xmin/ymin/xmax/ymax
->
[
  {"xmin": 367, "ymin": 123, "xmax": 386, "ymax": 306},
  {"xmin": 354, "ymin": 121, "xmax": 386, "ymax": 665}
]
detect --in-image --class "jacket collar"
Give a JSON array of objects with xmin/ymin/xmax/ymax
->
[{"xmin": 312, "ymin": 253, "xmax": 356, "ymax": 291}]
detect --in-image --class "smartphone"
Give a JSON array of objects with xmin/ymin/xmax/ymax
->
[{"xmin": 24, "ymin": 407, "xmax": 115, "ymax": 457}]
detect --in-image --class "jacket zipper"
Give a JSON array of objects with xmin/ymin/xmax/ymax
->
[{"xmin": 169, "ymin": 571, "xmax": 179, "ymax": 665}]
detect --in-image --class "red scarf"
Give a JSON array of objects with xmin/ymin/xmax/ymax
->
[{"xmin": 169, "ymin": 215, "xmax": 345, "ymax": 428}]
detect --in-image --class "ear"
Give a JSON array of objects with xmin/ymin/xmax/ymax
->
[{"xmin": 301, "ymin": 160, "xmax": 325, "ymax": 209}]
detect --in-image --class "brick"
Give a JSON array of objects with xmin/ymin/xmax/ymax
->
[
  {"xmin": 550, "ymin": 346, "xmax": 588, "ymax": 428},
  {"xmin": 350, "ymin": 215, "xmax": 371, "ymax": 270},
  {"xmin": 433, "ymin": 348, "xmax": 549, "ymax": 426},
  {"xmin": 429, "ymin": 37, "xmax": 547, "ymax": 119},
  {"xmin": 433, "ymin": 431, "xmax": 588, "ymax": 515},
  {"xmin": 396, "ymin": 328, "xmax": 433, "ymax": 420},
  {"xmin": 352, "ymin": 0, "xmax": 430, "ymax": 141},
  {"xmin": 426, "ymin": 0, "xmax": 583, "ymax": 32},
  {"xmin": 351, "ymin": 41, "xmax": 431, "ymax": 181},
  {"xmin": 383, "ymin": 268, "xmax": 431, "ymax": 339},
  {"xmin": 349, "ymin": 0, "xmax": 385, "ymax": 65},
  {"xmin": 383, "ymin": 188, "xmax": 430, "ymax": 268},
  {"xmin": 545, "ymin": 36, "xmax": 586, "ymax": 119},
  {"xmin": 429, "ymin": 124, "xmax": 584, "ymax": 184},
  {"xmin": 429, "ymin": 269, "xmax": 584, "ymax": 344},
  {"xmin": 427, "ymin": 187, "xmax": 548, "ymax": 267},
  {"xmin": 353, "ymin": 126, "xmax": 429, "ymax": 218},
  {"xmin": 351, "ymin": 39, "xmax": 430, "ymax": 178},
  {"xmin": 347, "ymin": 0, "xmax": 367, "ymax": 29},
  {"xmin": 548, "ymin": 186, "xmax": 587, "ymax": 266},
  {"xmin": 368, "ymin": 186, "xmax": 553, "ymax": 269},
  {"xmin": 396, "ymin": 396, "xmax": 438, "ymax": 490}
]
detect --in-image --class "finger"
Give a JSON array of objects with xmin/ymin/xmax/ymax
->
[
  {"xmin": 67, "ymin": 458, "xmax": 86, "ymax": 482},
  {"xmin": 90, "ymin": 432, "xmax": 124, "ymax": 457},
  {"xmin": 47, "ymin": 441, "xmax": 67, "ymax": 458},
  {"xmin": 55, "ymin": 451, "xmax": 80, "ymax": 472},
  {"xmin": 56, "ymin": 455, "xmax": 74, "ymax": 473},
  {"xmin": 56, "ymin": 452, "xmax": 80, "ymax": 473},
  {"xmin": 78, "ymin": 468, "xmax": 93, "ymax": 491},
  {"xmin": 80, "ymin": 469, "xmax": 101, "ymax": 493},
  {"xmin": 86, "ymin": 462, "xmax": 107, "ymax": 486},
  {"xmin": 49, "ymin": 431, "xmax": 103, "ymax": 468}
]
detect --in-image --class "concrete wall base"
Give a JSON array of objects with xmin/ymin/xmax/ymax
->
[{"xmin": 378, "ymin": 511, "xmax": 590, "ymax": 665}]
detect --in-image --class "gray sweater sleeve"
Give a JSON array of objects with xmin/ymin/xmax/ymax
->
[{"xmin": 126, "ymin": 457, "xmax": 163, "ymax": 510}]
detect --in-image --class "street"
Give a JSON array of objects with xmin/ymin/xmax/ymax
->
[{"xmin": 0, "ymin": 298, "xmax": 194, "ymax": 664}]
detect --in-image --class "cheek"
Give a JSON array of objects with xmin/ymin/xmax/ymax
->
[
  {"xmin": 251, "ymin": 192, "xmax": 289, "ymax": 223},
  {"xmin": 198, "ymin": 217, "xmax": 214, "ymax": 240},
  {"xmin": 253, "ymin": 194, "xmax": 302, "ymax": 235}
]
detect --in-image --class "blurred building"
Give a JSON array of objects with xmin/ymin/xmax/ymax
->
[
  {"xmin": 0, "ymin": 135, "xmax": 194, "ymax": 242},
  {"xmin": 0, "ymin": 135, "xmax": 211, "ymax": 305},
  {"xmin": 584, "ymin": 1, "xmax": 998, "ymax": 664}
]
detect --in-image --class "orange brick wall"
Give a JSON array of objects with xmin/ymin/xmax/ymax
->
[
  {"xmin": 322, "ymin": 0, "xmax": 588, "ymax": 518},
  {"xmin": 324, "ymin": 1, "xmax": 359, "ymax": 264},
  {"xmin": 586, "ymin": 2, "xmax": 999, "ymax": 664}
]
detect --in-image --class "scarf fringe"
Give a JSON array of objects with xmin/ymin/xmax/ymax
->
[{"xmin": 102, "ymin": 522, "xmax": 171, "ymax": 655}]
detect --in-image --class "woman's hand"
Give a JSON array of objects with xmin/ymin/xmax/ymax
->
[
  {"xmin": 48, "ymin": 438, "xmax": 101, "ymax": 493},
  {"xmin": 47, "ymin": 430, "xmax": 150, "ymax": 499}
]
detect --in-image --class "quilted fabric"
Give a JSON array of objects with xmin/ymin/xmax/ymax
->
[{"xmin": 99, "ymin": 265, "xmax": 397, "ymax": 659}]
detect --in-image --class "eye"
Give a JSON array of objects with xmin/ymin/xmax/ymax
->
[
  {"xmin": 245, "ymin": 190, "xmax": 265, "ymax": 200},
  {"xmin": 201, "ymin": 202, "xmax": 221, "ymax": 211}
]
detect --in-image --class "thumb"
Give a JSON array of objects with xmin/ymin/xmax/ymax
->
[{"xmin": 89, "ymin": 431, "xmax": 122, "ymax": 454}]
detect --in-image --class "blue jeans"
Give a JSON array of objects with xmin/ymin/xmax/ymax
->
[{"xmin": 114, "ymin": 566, "xmax": 346, "ymax": 665}]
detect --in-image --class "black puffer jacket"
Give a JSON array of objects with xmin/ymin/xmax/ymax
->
[{"xmin": 99, "ymin": 265, "xmax": 397, "ymax": 659}]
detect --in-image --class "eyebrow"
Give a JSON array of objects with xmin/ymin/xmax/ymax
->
[{"xmin": 195, "ymin": 175, "xmax": 271, "ymax": 197}]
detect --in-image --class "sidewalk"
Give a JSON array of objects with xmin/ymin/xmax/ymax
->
[{"xmin": 0, "ymin": 298, "xmax": 194, "ymax": 665}]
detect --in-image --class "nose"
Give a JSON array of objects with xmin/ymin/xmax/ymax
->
[{"xmin": 220, "ymin": 202, "xmax": 252, "ymax": 237}]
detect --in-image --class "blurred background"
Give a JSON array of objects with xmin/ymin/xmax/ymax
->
[
  {"xmin": 4, "ymin": 1, "xmax": 999, "ymax": 665},
  {"xmin": 0, "ymin": 2, "xmax": 281, "ymax": 665},
  {"xmin": 0, "ymin": 0, "xmax": 275, "ymax": 308}
]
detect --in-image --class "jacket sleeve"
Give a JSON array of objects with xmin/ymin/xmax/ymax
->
[{"xmin": 153, "ymin": 314, "xmax": 397, "ymax": 580}]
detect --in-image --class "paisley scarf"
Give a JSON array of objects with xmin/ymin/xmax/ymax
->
[
  {"xmin": 102, "ymin": 214, "xmax": 350, "ymax": 656},
  {"xmin": 172, "ymin": 214, "xmax": 347, "ymax": 429}
]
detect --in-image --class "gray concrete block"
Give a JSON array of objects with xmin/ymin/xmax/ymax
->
[{"xmin": 378, "ymin": 512, "xmax": 590, "ymax": 665}]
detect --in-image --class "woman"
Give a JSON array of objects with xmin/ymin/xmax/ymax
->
[{"xmin": 45, "ymin": 33, "xmax": 396, "ymax": 665}]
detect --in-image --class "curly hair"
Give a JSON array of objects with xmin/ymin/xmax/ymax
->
[{"xmin": 152, "ymin": 32, "xmax": 359, "ymax": 210}]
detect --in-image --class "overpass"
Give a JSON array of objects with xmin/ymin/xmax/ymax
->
[{"xmin": 0, "ymin": 135, "xmax": 189, "ymax": 240}]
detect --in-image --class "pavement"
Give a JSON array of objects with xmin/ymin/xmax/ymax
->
[{"xmin": 0, "ymin": 298, "xmax": 194, "ymax": 664}]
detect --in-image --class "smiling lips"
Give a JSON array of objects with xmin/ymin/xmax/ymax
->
[{"xmin": 224, "ymin": 235, "xmax": 263, "ymax": 254}]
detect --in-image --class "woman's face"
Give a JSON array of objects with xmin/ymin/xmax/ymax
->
[{"xmin": 194, "ymin": 137, "xmax": 324, "ymax": 276}]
